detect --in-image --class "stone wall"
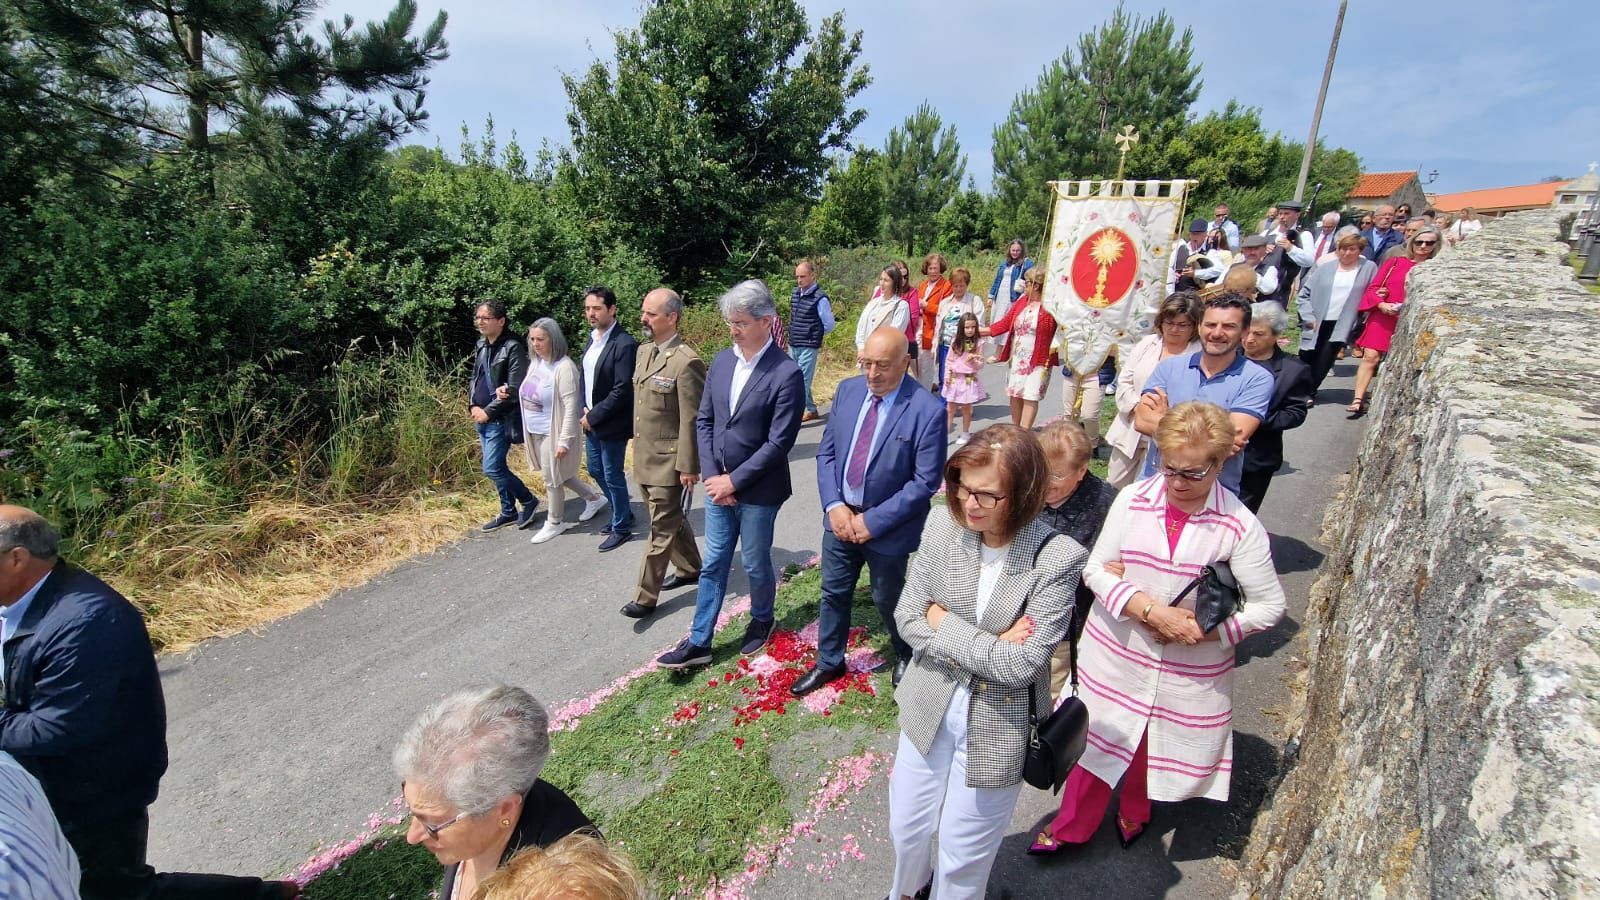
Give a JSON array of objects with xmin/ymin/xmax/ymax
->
[{"xmin": 1235, "ymin": 211, "xmax": 1600, "ymax": 898}]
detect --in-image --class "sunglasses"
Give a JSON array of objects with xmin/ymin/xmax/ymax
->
[
  {"xmin": 1414, "ymin": 240, "xmax": 1437, "ymax": 247},
  {"xmin": 1160, "ymin": 463, "xmax": 1214, "ymax": 482}
]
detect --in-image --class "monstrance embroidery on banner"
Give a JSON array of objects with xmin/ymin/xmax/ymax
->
[{"xmin": 1040, "ymin": 179, "xmax": 1194, "ymax": 375}]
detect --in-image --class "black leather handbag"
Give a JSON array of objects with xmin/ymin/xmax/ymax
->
[
  {"xmin": 1168, "ymin": 560, "xmax": 1242, "ymax": 634},
  {"xmin": 1023, "ymin": 635, "xmax": 1089, "ymax": 794},
  {"xmin": 1019, "ymin": 535, "xmax": 1089, "ymax": 794}
]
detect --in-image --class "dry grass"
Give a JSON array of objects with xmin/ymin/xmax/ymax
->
[{"xmin": 107, "ymin": 491, "xmax": 497, "ymax": 652}]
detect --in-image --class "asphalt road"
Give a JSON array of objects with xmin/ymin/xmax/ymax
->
[{"xmin": 150, "ymin": 350, "xmax": 1367, "ymax": 899}]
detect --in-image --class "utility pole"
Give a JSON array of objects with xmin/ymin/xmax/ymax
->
[{"xmin": 1296, "ymin": 0, "xmax": 1347, "ymax": 202}]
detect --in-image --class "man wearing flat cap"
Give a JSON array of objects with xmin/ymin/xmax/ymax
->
[
  {"xmin": 1167, "ymin": 219, "xmax": 1223, "ymax": 294},
  {"xmin": 1236, "ymin": 234, "xmax": 1281, "ymax": 299},
  {"xmin": 1260, "ymin": 200, "xmax": 1314, "ymax": 305}
]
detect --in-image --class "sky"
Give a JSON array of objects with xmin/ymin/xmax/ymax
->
[{"xmin": 336, "ymin": 0, "xmax": 1599, "ymax": 195}]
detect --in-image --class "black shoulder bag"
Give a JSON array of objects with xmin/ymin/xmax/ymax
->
[
  {"xmin": 1020, "ymin": 536, "xmax": 1090, "ymax": 794},
  {"xmin": 1168, "ymin": 560, "xmax": 1242, "ymax": 634}
]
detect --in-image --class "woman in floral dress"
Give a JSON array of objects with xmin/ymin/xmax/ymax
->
[{"xmin": 983, "ymin": 267, "xmax": 1057, "ymax": 429}]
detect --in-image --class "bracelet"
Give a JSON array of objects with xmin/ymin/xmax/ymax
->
[{"xmin": 1140, "ymin": 601, "xmax": 1155, "ymax": 624}]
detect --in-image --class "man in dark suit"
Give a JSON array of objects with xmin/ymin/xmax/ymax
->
[
  {"xmin": 1239, "ymin": 303, "xmax": 1313, "ymax": 514},
  {"xmin": 579, "ymin": 286, "xmax": 641, "ymax": 551},
  {"xmin": 657, "ymin": 280, "xmax": 805, "ymax": 669},
  {"xmin": 792, "ymin": 327, "xmax": 946, "ymax": 695},
  {"xmin": 0, "ymin": 506, "xmax": 296, "ymax": 899}
]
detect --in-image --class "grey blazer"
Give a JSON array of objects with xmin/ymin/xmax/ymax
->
[
  {"xmin": 1297, "ymin": 258, "xmax": 1376, "ymax": 344},
  {"xmin": 893, "ymin": 510, "xmax": 1086, "ymax": 789}
]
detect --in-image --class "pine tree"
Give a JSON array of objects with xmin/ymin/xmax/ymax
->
[
  {"xmin": 1, "ymin": 0, "xmax": 448, "ymax": 194},
  {"xmin": 562, "ymin": 0, "xmax": 869, "ymax": 283},
  {"xmin": 881, "ymin": 102, "xmax": 964, "ymax": 258},
  {"xmin": 805, "ymin": 149, "xmax": 884, "ymax": 250},
  {"xmin": 990, "ymin": 5, "xmax": 1199, "ymax": 244}
]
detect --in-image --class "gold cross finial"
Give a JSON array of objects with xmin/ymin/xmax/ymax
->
[{"xmin": 1114, "ymin": 125, "xmax": 1140, "ymax": 182}]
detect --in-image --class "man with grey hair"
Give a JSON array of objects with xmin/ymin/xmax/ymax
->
[
  {"xmin": 1311, "ymin": 210, "xmax": 1343, "ymax": 262},
  {"xmin": 621, "ymin": 288, "xmax": 707, "ymax": 619},
  {"xmin": 394, "ymin": 684, "xmax": 596, "ymax": 889},
  {"xmin": 1239, "ymin": 302, "xmax": 1313, "ymax": 514},
  {"xmin": 658, "ymin": 280, "xmax": 804, "ymax": 669},
  {"xmin": 0, "ymin": 505, "xmax": 297, "ymax": 898}
]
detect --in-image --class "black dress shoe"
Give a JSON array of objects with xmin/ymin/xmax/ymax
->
[
  {"xmin": 791, "ymin": 664, "xmax": 847, "ymax": 697},
  {"xmin": 892, "ymin": 658, "xmax": 910, "ymax": 687},
  {"xmin": 661, "ymin": 572, "xmax": 700, "ymax": 591},
  {"xmin": 620, "ymin": 602, "xmax": 655, "ymax": 619},
  {"xmin": 598, "ymin": 530, "xmax": 633, "ymax": 552}
]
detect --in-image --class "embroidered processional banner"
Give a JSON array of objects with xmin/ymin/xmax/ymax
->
[{"xmin": 1040, "ymin": 179, "xmax": 1194, "ymax": 375}]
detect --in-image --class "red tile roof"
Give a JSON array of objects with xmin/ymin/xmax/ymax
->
[
  {"xmin": 1349, "ymin": 171, "xmax": 1418, "ymax": 198},
  {"xmin": 1430, "ymin": 181, "xmax": 1571, "ymax": 213}
]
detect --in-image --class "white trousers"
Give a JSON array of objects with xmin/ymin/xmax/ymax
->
[{"xmin": 888, "ymin": 687, "xmax": 1024, "ymax": 900}]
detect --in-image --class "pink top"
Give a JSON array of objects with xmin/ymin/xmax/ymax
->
[
  {"xmin": 946, "ymin": 350, "xmax": 984, "ymax": 375},
  {"xmin": 1354, "ymin": 257, "xmax": 1416, "ymax": 353}
]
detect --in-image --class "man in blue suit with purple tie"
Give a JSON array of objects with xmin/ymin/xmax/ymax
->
[
  {"xmin": 658, "ymin": 280, "xmax": 806, "ymax": 670},
  {"xmin": 791, "ymin": 327, "xmax": 948, "ymax": 695}
]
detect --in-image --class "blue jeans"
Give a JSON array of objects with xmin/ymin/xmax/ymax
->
[
  {"xmin": 791, "ymin": 346, "xmax": 820, "ymax": 414},
  {"xmin": 478, "ymin": 420, "xmax": 534, "ymax": 517},
  {"xmin": 689, "ymin": 500, "xmax": 781, "ymax": 646},
  {"xmin": 584, "ymin": 433, "xmax": 634, "ymax": 532},
  {"xmin": 815, "ymin": 530, "xmax": 911, "ymax": 669}
]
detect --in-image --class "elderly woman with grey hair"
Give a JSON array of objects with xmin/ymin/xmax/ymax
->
[
  {"xmin": 498, "ymin": 317, "xmax": 605, "ymax": 544},
  {"xmin": 1238, "ymin": 301, "xmax": 1313, "ymax": 513},
  {"xmin": 396, "ymin": 684, "xmax": 598, "ymax": 900}
]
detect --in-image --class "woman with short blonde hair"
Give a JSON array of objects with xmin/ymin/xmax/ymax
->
[
  {"xmin": 1296, "ymin": 231, "xmax": 1376, "ymax": 392},
  {"xmin": 473, "ymin": 833, "xmax": 649, "ymax": 900},
  {"xmin": 1030, "ymin": 401, "xmax": 1286, "ymax": 856}
]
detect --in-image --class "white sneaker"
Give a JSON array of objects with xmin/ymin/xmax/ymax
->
[
  {"xmin": 1103, "ymin": 383, "xmax": 1116, "ymax": 395},
  {"xmin": 530, "ymin": 520, "xmax": 570, "ymax": 544},
  {"xmin": 955, "ymin": 433, "xmax": 971, "ymax": 446},
  {"xmin": 578, "ymin": 496, "xmax": 608, "ymax": 523}
]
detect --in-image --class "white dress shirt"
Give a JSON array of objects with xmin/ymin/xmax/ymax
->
[
  {"xmin": 728, "ymin": 337, "xmax": 773, "ymax": 415},
  {"xmin": 582, "ymin": 322, "xmax": 614, "ymax": 409}
]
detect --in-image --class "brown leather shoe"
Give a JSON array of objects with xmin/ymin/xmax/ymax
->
[{"xmin": 801, "ymin": 410, "xmax": 819, "ymax": 422}]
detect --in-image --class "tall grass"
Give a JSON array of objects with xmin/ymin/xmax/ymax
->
[{"xmin": 0, "ymin": 343, "xmax": 491, "ymax": 650}]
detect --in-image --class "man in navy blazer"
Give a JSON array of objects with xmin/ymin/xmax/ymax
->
[
  {"xmin": 792, "ymin": 327, "xmax": 947, "ymax": 695},
  {"xmin": 657, "ymin": 280, "xmax": 806, "ymax": 670},
  {"xmin": 0, "ymin": 506, "xmax": 296, "ymax": 898}
]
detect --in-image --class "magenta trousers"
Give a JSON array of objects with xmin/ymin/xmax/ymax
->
[{"xmin": 1046, "ymin": 730, "xmax": 1151, "ymax": 843}]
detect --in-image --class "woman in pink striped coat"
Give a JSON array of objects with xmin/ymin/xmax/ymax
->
[{"xmin": 1028, "ymin": 401, "xmax": 1286, "ymax": 853}]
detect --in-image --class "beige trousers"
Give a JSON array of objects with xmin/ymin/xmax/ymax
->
[
  {"xmin": 633, "ymin": 482, "xmax": 702, "ymax": 608},
  {"xmin": 528, "ymin": 432, "xmax": 598, "ymax": 523}
]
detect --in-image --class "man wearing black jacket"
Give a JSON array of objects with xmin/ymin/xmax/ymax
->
[
  {"xmin": 1239, "ymin": 303, "xmax": 1313, "ymax": 514},
  {"xmin": 471, "ymin": 300, "xmax": 539, "ymax": 532},
  {"xmin": 0, "ymin": 505, "xmax": 296, "ymax": 898},
  {"xmin": 579, "ymin": 287, "xmax": 640, "ymax": 551}
]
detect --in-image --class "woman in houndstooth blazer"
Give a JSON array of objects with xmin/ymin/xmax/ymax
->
[{"xmin": 887, "ymin": 425, "xmax": 1087, "ymax": 900}]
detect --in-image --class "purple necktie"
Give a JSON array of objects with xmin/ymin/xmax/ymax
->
[{"xmin": 845, "ymin": 395, "xmax": 881, "ymax": 491}]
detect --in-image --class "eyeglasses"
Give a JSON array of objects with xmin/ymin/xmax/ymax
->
[
  {"xmin": 954, "ymin": 485, "xmax": 1006, "ymax": 509},
  {"xmin": 1160, "ymin": 320, "xmax": 1194, "ymax": 330},
  {"xmin": 409, "ymin": 809, "xmax": 469, "ymax": 839},
  {"xmin": 473, "ymin": 315, "xmax": 501, "ymax": 322},
  {"xmin": 1160, "ymin": 463, "xmax": 1214, "ymax": 482}
]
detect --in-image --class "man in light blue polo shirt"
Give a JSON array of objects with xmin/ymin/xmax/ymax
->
[{"xmin": 1134, "ymin": 294, "xmax": 1274, "ymax": 494}]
